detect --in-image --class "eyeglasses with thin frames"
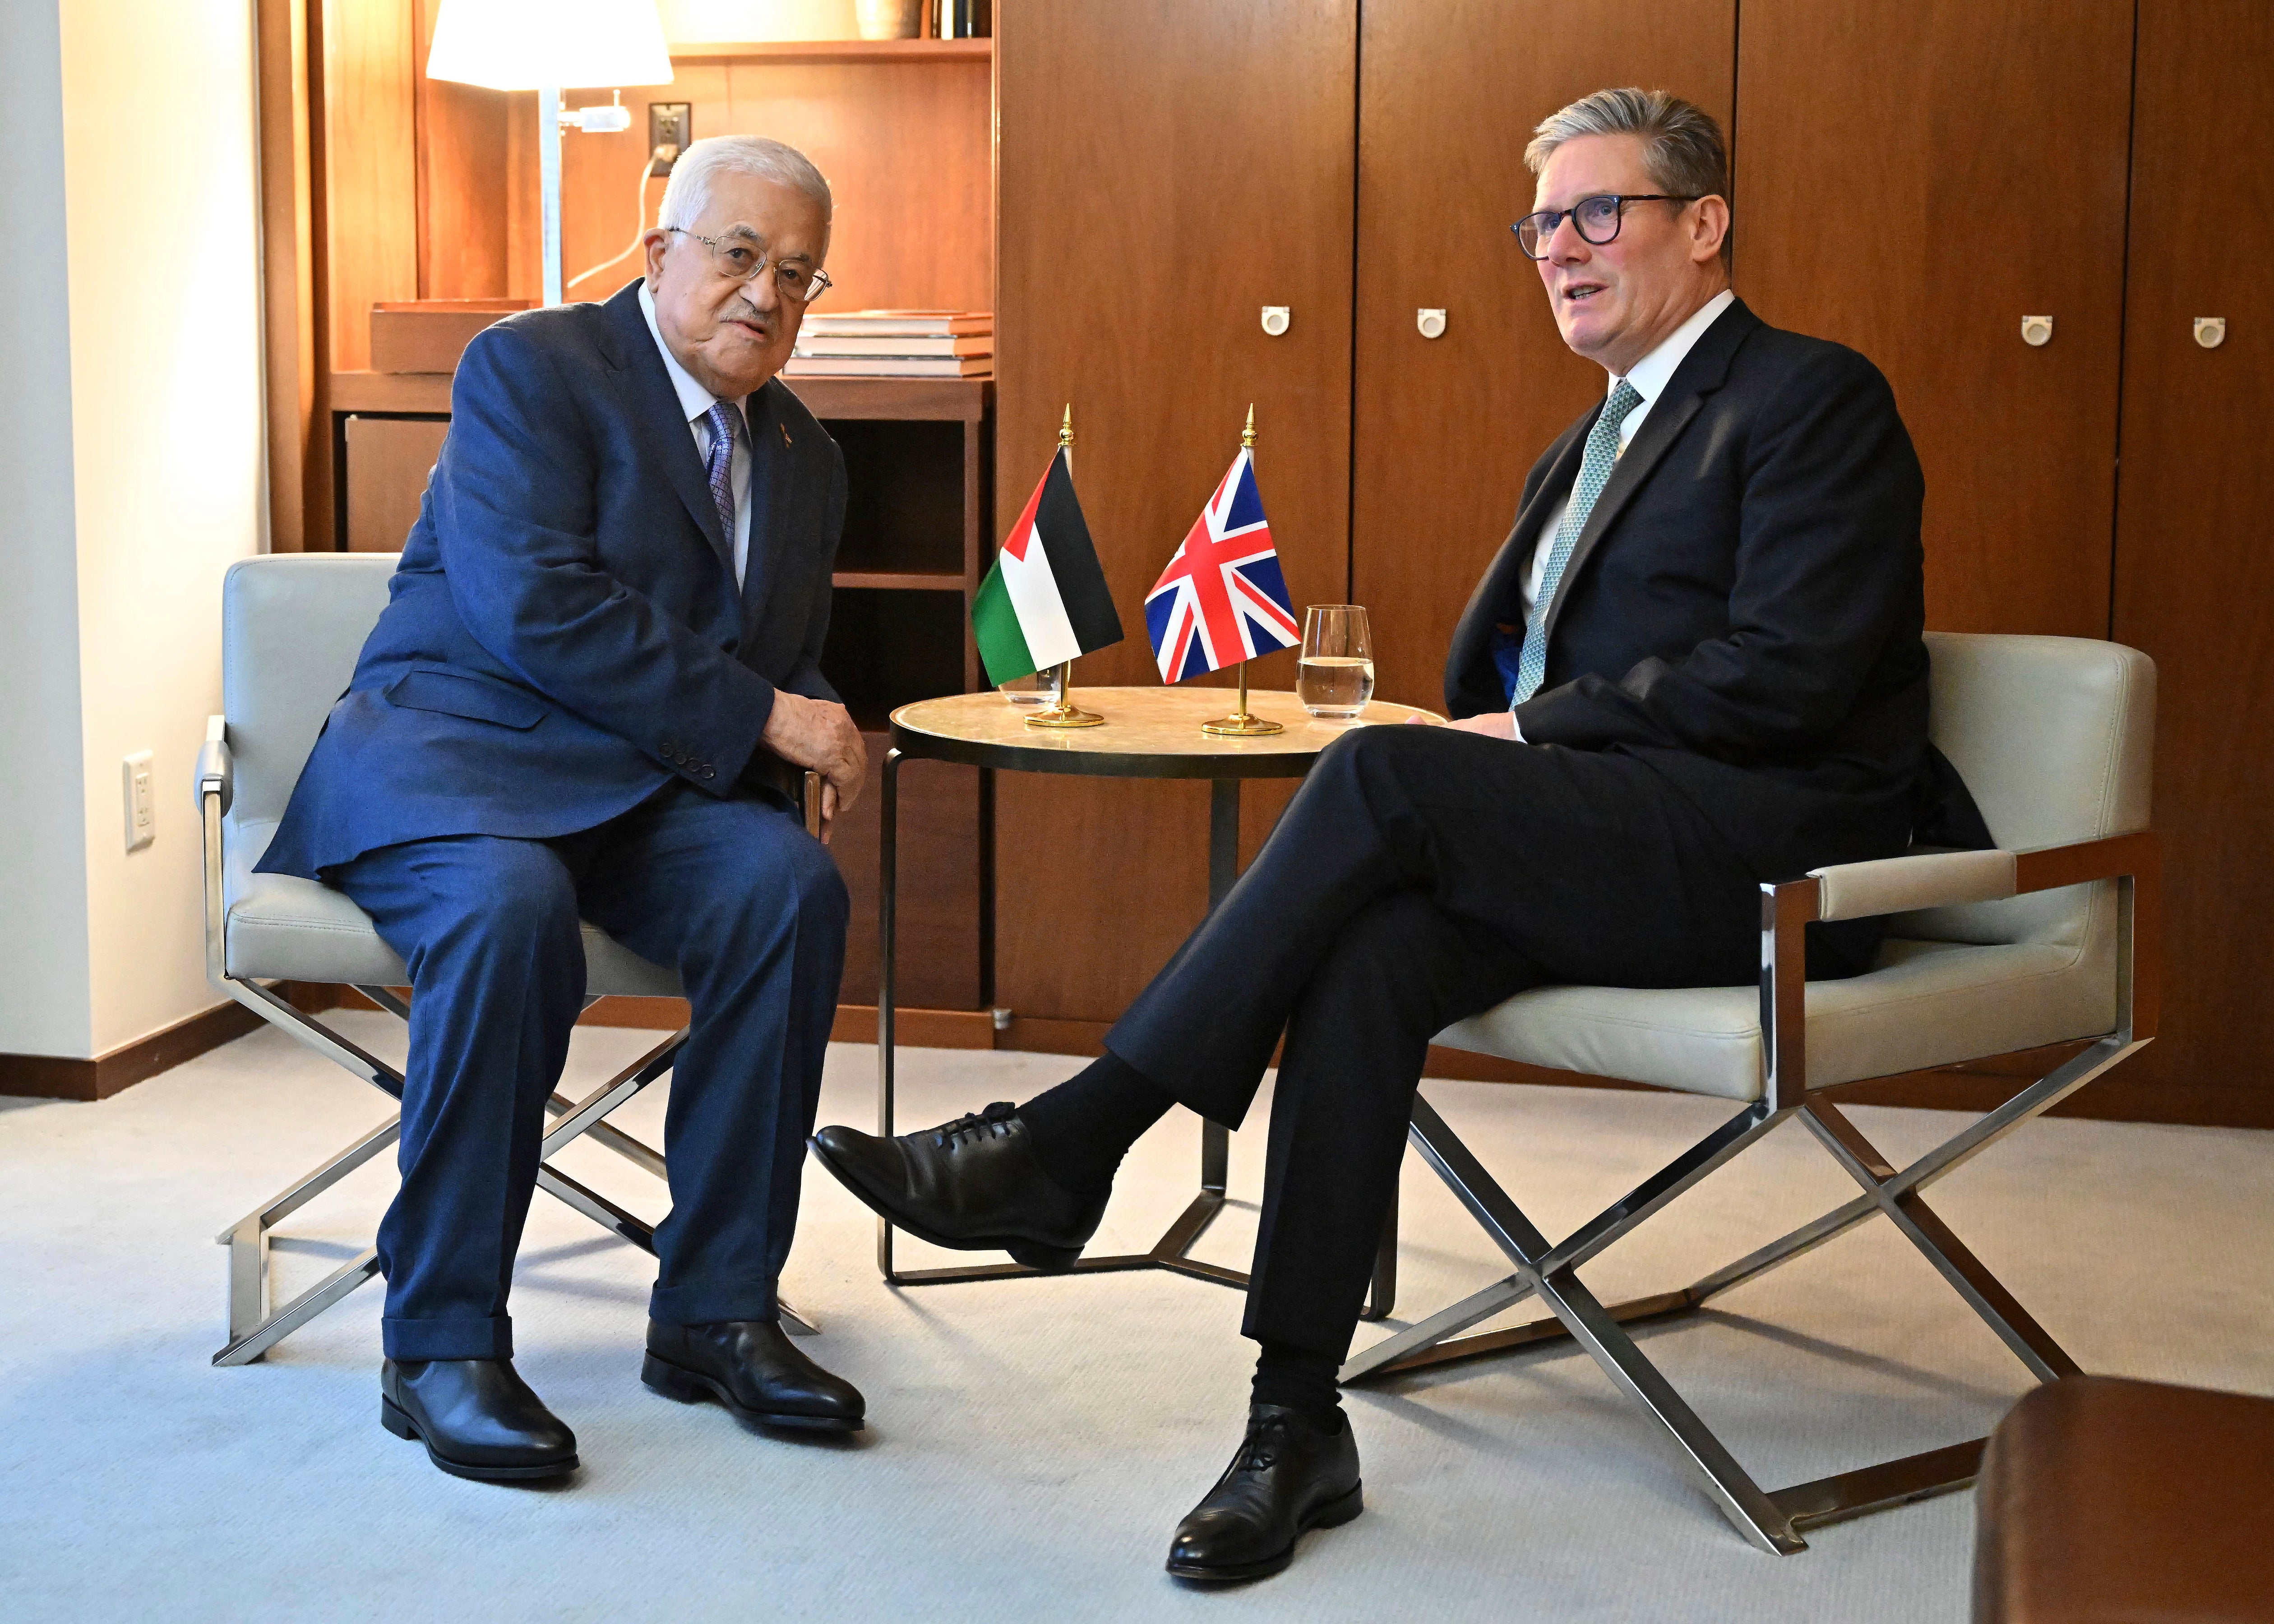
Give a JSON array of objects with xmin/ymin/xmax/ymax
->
[
  {"xmin": 1512, "ymin": 194, "xmax": 1702, "ymax": 260},
  {"xmin": 665, "ymin": 227, "xmax": 834, "ymax": 303}
]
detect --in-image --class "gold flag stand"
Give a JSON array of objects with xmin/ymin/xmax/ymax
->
[
  {"xmin": 1024, "ymin": 404, "xmax": 1106, "ymax": 729},
  {"xmin": 1200, "ymin": 405, "xmax": 1285, "ymax": 737}
]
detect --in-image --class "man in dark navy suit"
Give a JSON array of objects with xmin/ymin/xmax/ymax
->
[
  {"xmin": 813, "ymin": 90, "xmax": 1984, "ymax": 1578},
  {"xmin": 262, "ymin": 135, "xmax": 869, "ymax": 1480}
]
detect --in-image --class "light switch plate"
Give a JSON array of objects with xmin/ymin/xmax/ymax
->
[{"xmin": 649, "ymin": 102, "xmax": 691, "ymax": 176}]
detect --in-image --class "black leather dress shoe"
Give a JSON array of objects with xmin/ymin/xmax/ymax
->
[
  {"xmin": 1166, "ymin": 1404, "xmax": 1363, "ymax": 1582},
  {"xmin": 809, "ymin": 1103, "xmax": 1106, "ymax": 1272},
  {"xmin": 379, "ymin": 1358, "xmax": 578, "ymax": 1482},
  {"xmin": 643, "ymin": 1319, "xmax": 864, "ymax": 1432}
]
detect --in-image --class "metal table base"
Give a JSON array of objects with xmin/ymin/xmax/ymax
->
[{"xmin": 877, "ymin": 770, "xmax": 1255, "ymax": 1292}]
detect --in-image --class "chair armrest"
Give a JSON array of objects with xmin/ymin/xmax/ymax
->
[
  {"xmin": 1807, "ymin": 849, "xmax": 2017, "ymax": 922},
  {"xmin": 195, "ymin": 714, "xmax": 232, "ymax": 817},
  {"xmin": 1807, "ymin": 831, "xmax": 2158, "ymax": 923}
]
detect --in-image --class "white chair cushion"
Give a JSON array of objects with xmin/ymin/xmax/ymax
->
[
  {"xmin": 224, "ymin": 821, "xmax": 684, "ymax": 999},
  {"xmin": 1434, "ymin": 933, "xmax": 2115, "ymax": 1103}
]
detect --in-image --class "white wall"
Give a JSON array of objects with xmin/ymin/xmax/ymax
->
[
  {"xmin": 0, "ymin": 0, "xmax": 95, "ymax": 1058},
  {"xmin": 0, "ymin": 0, "xmax": 264, "ymax": 1061}
]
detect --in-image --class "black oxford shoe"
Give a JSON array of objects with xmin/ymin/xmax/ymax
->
[
  {"xmin": 379, "ymin": 1358, "xmax": 578, "ymax": 1482},
  {"xmin": 1166, "ymin": 1404, "xmax": 1363, "ymax": 1583},
  {"xmin": 643, "ymin": 1319, "xmax": 864, "ymax": 1432},
  {"xmin": 809, "ymin": 1103, "xmax": 1106, "ymax": 1272}
]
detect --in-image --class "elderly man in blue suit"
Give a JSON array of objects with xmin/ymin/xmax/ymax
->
[{"xmin": 260, "ymin": 135, "xmax": 868, "ymax": 1481}]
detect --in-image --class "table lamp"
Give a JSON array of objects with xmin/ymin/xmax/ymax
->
[{"xmin": 426, "ymin": 0, "xmax": 675, "ymax": 306}]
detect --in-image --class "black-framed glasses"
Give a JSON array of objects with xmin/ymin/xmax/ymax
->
[
  {"xmin": 1512, "ymin": 194, "xmax": 1702, "ymax": 259},
  {"xmin": 665, "ymin": 227, "xmax": 833, "ymax": 303}
]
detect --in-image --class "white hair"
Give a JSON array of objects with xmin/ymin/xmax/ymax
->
[{"xmin": 656, "ymin": 135, "xmax": 833, "ymax": 232}]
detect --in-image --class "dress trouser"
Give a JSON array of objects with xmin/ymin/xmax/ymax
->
[
  {"xmin": 337, "ymin": 780, "xmax": 848, "ymax": 1362},
  {"xmin": 1106, "ymin": 725, "xmax": 1767, "ymax": 1365}
]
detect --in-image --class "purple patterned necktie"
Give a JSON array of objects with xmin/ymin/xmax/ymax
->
[{"xmin": 703, "ymin": 400, "xmax": 741, "ymax": 559}]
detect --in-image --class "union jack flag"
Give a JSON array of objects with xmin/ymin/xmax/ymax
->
[{"xmin": 1144, "ymin": 446, "xmax": 1301, "ymax": 682}]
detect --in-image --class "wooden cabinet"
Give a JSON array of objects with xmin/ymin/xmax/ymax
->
[
  {"xmin": 265, "ymin": 9, "xmax": 1003, "ymax": 1026},
  {"xmin": 1351, "ymin": 0, "xmax": 1735, "ymax": 709},
  {"xmin": 1735, "ymin": 0, "xmax": 2135, "ymax": 638},
  {"xmin": 2106, "ymin": 0, "xmax": 2274, "ymax": 1123},
  {"xmin": 341, "ymin": 414, "xmax": 446, "ymax": 551}
]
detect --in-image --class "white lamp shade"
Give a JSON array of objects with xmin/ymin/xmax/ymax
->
[{"xmin": 427, "ymin": 0, "xmax": 675, "ymax": 91}]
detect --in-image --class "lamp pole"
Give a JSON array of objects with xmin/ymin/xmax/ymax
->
[{"xmin": 539, "ymin": 85, "xmax": 564, "ymax": 306}]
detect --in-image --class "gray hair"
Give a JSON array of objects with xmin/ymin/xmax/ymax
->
[
  {"xmin": 657, "ymin": 135, "xmax": 833, "ymax": 232},
  {"xmin": 1525, "ymin": 88, "xmax": 1730, "ymax": 263}
]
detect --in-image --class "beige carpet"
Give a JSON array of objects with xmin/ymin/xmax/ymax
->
[{"xmin": 1, "ymin": 1012, "xmax": 2269, "ymax": 1623}]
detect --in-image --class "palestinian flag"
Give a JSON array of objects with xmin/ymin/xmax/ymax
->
[{"xmin": 971, "ymin": 448, "xmax": 1124, "ymax": 684}]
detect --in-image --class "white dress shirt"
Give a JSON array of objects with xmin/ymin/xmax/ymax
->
[
  {"xmin": 1507, "ymin": 287, "xmax": 1735, "ymax": 735},
  {"xmin": 639, "ymin": 281, "xmax": 754, "ymax": 590},
  {"xmin": 1519, "ymin": 287, "xmax": 1736, "ymax": 616}
]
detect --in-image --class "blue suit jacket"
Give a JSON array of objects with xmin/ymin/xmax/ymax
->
[{"xmin": 259, "ymin": 280, "xmax": 846, "ymax": 880}]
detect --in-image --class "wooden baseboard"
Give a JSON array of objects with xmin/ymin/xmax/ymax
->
[
  {"xmin": 0, "ymin": 999, "xmax": 268, "ymax": 1102},
  {"xmin": 830, "ymin": 1005, "xmax": 999, "ymax": 1049}
]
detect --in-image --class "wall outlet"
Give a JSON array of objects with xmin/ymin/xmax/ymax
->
[
  {"xmin": 649, "ymin": 102, "xmax": 691, "ymax": 176},
  {"xmin": 123, "ymin": 750, "xmax": 155, "ymax": 852}
]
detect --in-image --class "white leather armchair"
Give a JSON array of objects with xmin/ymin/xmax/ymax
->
[
  {"xmin": 200, "ymin": 554, "xmax": 816, "ymax": 1366},
  {"xmin": 1341, "ymin": 632, "xmax": 2159, "ymax": 1556}
]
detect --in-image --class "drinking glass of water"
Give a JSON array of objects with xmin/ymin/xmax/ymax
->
[{"xmin": 1298, "ymin": 604, "xmax": 1376, "ymax": 719}]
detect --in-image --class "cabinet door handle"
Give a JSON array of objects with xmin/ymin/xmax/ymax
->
[
  {"xmin": 1416, "ymin": 308, "xmax": 1447, "ymax": 339},
  {"xmin": 2195, "ymin": 317, "xmax": 2227, "ymax": 349},
  {"xmin": 1261, "ymin": 306, "xmax": 1291, "ymax": 337},
  {"xmin": 2020, "ymin": 315, "xmax": 2053, "ymax": 347}
]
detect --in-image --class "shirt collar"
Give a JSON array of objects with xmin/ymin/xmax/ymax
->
[
  {"xmin": 638, "ymin": 279, "xmax": 728, "ymax": 426},
  {"xmin": 1612, "ymin": 287, "xmax": 1736, "ymax": 405}
]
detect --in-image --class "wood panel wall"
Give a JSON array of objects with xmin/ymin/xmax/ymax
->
[
  {"xmin": 1352, "ymin": 0, "xmax": 1735, "ymax": 709},
  {"xmin": 269, "ymin": 3, "xmax": 2274, "ymax": 1125},
  {"xmin": 994, "ymin": 0, "xmax": 1356, "ymax": 1024},
  {"xmin": 2107, "ymin": 0, "xmax": 2274, "ymax": 1121},
  {"xmin": 1735, "ymin": 0, "xmax": 2135, "ymax": 638}
]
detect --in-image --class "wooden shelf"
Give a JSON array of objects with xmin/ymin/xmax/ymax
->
[
  {"xmin": 333, "ymin": 370, "xmax": 991, "ymax": 424},
  {"xmin": 832, "ymin": 570, "xmax": 971, "ymax": 593},
  {"xmin": 781, "ymin": 375, "xmax": 991, "ymax": 422},
  {"xmin": 669, "ymin": 38, "xmax": 992, "ymax": 66}
]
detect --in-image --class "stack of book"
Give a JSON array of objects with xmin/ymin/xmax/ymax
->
[{"xmin": 786, "ymin": 310, "xmax": 993, "ymax": 378}]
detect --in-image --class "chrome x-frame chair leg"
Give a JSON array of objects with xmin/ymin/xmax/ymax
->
[
  {"xmin": 1341, "ymin": 835, "xmax": 2159, "ymax": 1553},
  {"xmin": 200, "ymin": 765, "xmax": 816, "ymax": 1366}
]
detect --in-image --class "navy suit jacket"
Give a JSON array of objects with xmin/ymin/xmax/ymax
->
[
  {"xmin": 1446, "ymin": 298, "xmax": 1983, "ymax": 886},
  {"xmin": 260, "ymin": 280, "xmax": 846, "ymax": 880}
]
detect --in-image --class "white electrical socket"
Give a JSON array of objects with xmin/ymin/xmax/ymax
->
[{"xmin": 123, "ymin": 750, "xmax": 155, "ymax": 851}]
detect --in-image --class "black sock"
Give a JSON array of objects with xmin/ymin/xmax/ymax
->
[
  {"xmin": 1016, "ymin": 1049, "xmax": 1175, "ymax": 1198},
  {"xmin": 1251, "ymin": 1342, "xmax": 1345, "ymax": 1430}
]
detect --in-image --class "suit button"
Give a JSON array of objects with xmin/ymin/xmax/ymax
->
[{"xmin": 700, "ymin": 766, "xmax": 715, "ymax": 780}]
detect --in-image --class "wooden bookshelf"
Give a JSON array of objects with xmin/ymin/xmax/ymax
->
[{"xmin": 269, "ymin": 0, "xmax": 1000, "ymax": 1020}]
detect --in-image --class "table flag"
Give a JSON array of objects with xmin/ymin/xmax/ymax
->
[
  {"xmin": 1144, "ymin": 443, "xmax": 1301, "ymax": 683},
  {"xmin": 971, "ymin": 447, "xmax": 1123, "ymax": 685}
]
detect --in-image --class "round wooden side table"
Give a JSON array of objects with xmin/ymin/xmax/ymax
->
[{"xmin": 874, "ymin": 685, "xmax": 1440, "ymax": 1302}]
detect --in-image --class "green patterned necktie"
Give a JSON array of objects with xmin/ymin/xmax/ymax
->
[{"xmin": 1511, "ymin": 378, "xmax": 1642, "ymax": 705}]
